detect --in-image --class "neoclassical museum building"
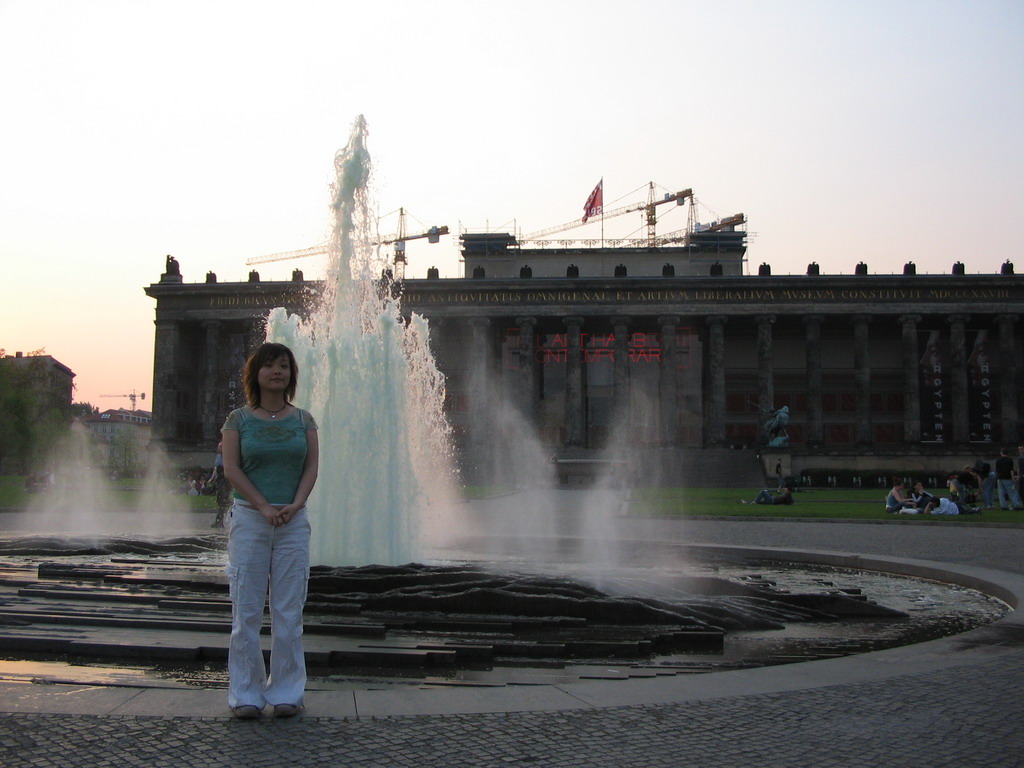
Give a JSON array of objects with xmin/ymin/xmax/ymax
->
[{"xmin": 145, "ymin": 229, "xmax": 1022, "ymax": 483}]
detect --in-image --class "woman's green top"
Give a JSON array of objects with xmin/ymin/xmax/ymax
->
[{"xmin": 222, "ymin": 407, "xmax": 318, "ymax": 505}]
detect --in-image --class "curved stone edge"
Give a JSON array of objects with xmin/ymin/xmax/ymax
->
[
  {"xmin": 689, "ymin": 543, "xmax": 1024, "ymax": 610},
  {"xmin": 1, "ymin": 543, "xmax": 1020, "ymax": 720},
  {"xmin": 545, "ymin": 543, "xmax": 1024, "ymax": 712}
]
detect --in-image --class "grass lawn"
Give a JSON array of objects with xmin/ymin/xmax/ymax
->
[
  {"xmin": 3, "ymin": 476, "xmax": 1021, "ymax": 523},
  {"xmin": 461, "ymin": 484, "xmax": 1024, "ymax": 523},
  {"xmin": 0, "ymin": 476, "xmax": 217, "ymax": 511},
  {"xmin": 628, "ymin": 486, "xmax": 1024, "ymax": 523}
]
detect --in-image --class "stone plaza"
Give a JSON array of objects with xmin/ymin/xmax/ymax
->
[{"xmin": 2, "ymin": 505, "xmax": 1022, "ymax": 768}]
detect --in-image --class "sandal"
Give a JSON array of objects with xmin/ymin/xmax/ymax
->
[{"xmin": 232, "ymin": 705, "xmax": 261, "ymax": 720}]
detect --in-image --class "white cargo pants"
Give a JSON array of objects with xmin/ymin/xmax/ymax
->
[{"xmin": 226, "ymin": 501, "xmax": 311, "ymax": 709}]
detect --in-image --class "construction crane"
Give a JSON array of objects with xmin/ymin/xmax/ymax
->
[
  {"xmin": 101, "ymin": 390, "xmax": 146, "ymax": 411},
  {"xmin": 521, "ymin": 183, "xmax": 694, "ymax": 246},
  {"xmin": 385, "ymin": 208, "xmax": 449, "ymax": 281},
  {"xmin": 652, "ymin": 212, "xmax": 747, "ymax": 247},
  {"xmin": 245, "ymin": 208, "xmax": 448, "ymax": 280}
]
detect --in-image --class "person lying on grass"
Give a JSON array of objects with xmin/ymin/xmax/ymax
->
[
  {"xmin": 896, "ymin": 495, "xmax": 982, "ymax": 515},
  {"xmin": 740, "ymin": 487, "xmax": 794, "ymax": 505}
]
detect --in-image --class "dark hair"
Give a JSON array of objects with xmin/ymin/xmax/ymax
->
[{"xmin": 242, "ymin": 343, "xmax": 298, "ymax": 408}]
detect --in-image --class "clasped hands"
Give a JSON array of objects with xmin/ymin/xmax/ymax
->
[{"xmin": 259, "ymin": 503, "xmax": 301, "ymax": 527}]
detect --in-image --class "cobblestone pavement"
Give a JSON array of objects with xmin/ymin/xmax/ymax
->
[
  {"xmin": 3, "ymin": 657, "xmax": 1021, "ymax": 768},
  {"xmin": 2, "ymin": 515, "xmax": 1023, "ymax": 767}
]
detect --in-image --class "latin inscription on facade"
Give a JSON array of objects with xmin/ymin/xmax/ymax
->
[
  {"xmin": 403, "ymin": 286, "xmax": 1013, "ymax": 307},
  {"xmin": 208, "ymin": 295, "xmax": 287, "ymax": 307}
]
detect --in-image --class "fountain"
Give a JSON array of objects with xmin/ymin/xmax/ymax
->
[
  {"xmin": 23, "ymin": 420, "xmax": 194, "ymax": 540},
  {"xmin": 0, "ymin": 119, "xmax": 1010, "ymax": 691},
  {"xmin": 256, "ymin": 115, "xmax": 651, "ymax": 573},
  {"xmin": 266, "ymin": 115, "xmax": 455, "ymax": 567}
]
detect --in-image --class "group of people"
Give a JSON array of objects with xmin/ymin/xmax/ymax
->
[
  {"xmin": 886, "ymin": 479, "xmax": 981, "ymax": 515},
  {"xmin": 181, "ymin": 472, "xmax": 208, "ymax": 496},
  {"xmin": 943, "ymin": 447, "xmax": 1024, "ymax": 511},
  {"xmin": 886, "ymin": 447, "xmax": 1024, "ymax": 515}
]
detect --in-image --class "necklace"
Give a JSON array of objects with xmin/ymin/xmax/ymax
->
[{"xmin": 261, "ymin": 404, "xmax": 287, "ymax": 419}]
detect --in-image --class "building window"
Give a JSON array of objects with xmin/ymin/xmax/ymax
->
[
  {"xmin": 725, "ymin": 393, "xmax": 748, "ymax": 413},
  {"xmin": 874, "ymin": 423, "xmax": 901, "ymax": 444},
  {"xmin": 828, "ymin": 424, "xmax": 852, "ymax": 443}
]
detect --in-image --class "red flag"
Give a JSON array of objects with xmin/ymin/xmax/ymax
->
[{"xmin": 582, "ymin": 179, "xmax": 603, "ymax": 223}]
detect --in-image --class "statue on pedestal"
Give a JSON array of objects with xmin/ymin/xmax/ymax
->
[
  {"xmin": 761, "ymin": 405, "xmax": 790, "ymax": 447},
  {"xmin": 160, "ymin": 255, "xmax": 183, "ymax": 283}
]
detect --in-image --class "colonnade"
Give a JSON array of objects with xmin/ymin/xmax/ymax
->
[
  {"xmin": 149, "ymin": 307, "xmax": 1020, "ymax": 454},
  {"xmin": 151, "ymin": 318, "xmax": 263, "ymax": 445},
  {"xmin": 457, "ymin": 311, "xmax": 1019, "ymax": 451},
  {"xmin": 722, "ymin": 311, "xmax": 1018, "ymax": 447}
]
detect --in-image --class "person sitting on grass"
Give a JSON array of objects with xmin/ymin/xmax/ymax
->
[
  {"xmin": 911, "ymin": 481, "xmax": 939, "ymax": 512},
  {"xmin": 741, "ymin": 486, "xmax": 794, "ymax": 505},
  {"xmin": 886, "ymin": 479, "xmax": 918, "ymax": 513}
]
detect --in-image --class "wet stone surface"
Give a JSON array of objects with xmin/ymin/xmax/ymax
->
[{"xmin": 0, "ymin": 535, "xmax": 1008, "ymax": 690}]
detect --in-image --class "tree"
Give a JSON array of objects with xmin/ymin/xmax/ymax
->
[
  {"xmin": 108, "ymin": 428, "xmax": 141, "ymax": 478},
  {"xmin": 0, "ymin": 352, "xmax": 74, "ymax": 474},
  {"xmin": 70, "ymin": 402, "xmax": 99, "ymax": 418},
  {"xmin": 0, "ymin": 363, "xmax": 34, "ymax": 474},
  {"xmin": 31, "ymin": 407, "xmax": 71, "ymax": 471}
]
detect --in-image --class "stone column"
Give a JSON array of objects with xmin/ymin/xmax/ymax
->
[
  {"xmin": 514, "ymin": 316, "xmax": 538, "ymax": 423},
  {"xmin": 705, "ymin": 315, "xmax": 728, "ymax": 447},
  {"xmin": 563, "ymin": 316, "xmax": 585, "ymax": 447},
  {"xmin": 469, "ymin": 318, "xmax": 492, "ymax": 375},
  {"xmin": 244, "ymin": 322, "xmax": 264, "ymax": 357},
  {"xmin": 852, "ymin": 314, "xmax": 872, "ymax": 445},
  {"xmin": 947, "ymin": 314, "xmax": 969, "ymax": 443},
  {"xmin": 659, "ymin": 315, "xmax": 681, "ymax": 447},
  {"xmin": 151, "ymin": 320, "xmax": 180, "ymax": 445},
  {"xmin": 802, "ymin": 314, "xmax": 824, "ymax": 446},
  {"xmin": 225, "ymin": 326, "xmax": 250, "ymax": 412},
  {"xmin": 201, "ymin": 320, "xmax": 221, "ymax": 444},
  {"xmin": 997, "ymin": 314, "xmax": 1018, "ymax": 443},
  {"xmin": 612, "ymin": 317, "xmax": 632, "ymax": 430},
  {"xmin": 468, "ymin": 317, "xmax": 492, "ymax": 479},
  {"xmin": 899, "ymin": 315, "xmax": 922, "ymax": 443},
  {"xmin": 756, "ymin": 315, "xmax": 776, "ymax": 417}
]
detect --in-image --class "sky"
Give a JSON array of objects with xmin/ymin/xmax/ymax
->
[{"xmin": 1, "ymin": 0, "xmax": 1022, "ymax": 408}]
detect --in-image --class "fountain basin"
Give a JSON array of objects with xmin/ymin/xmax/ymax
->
[{"xmin": 0, "ymin": 535, "xmax": 1008, "ymax": 691}]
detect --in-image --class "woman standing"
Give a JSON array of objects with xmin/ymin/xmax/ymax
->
[{"xmin": 222, "ymin": 343, "xmax": 319, "ymax": 719}]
